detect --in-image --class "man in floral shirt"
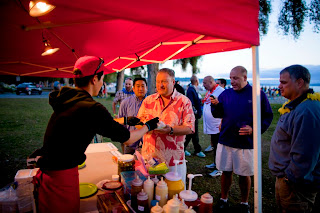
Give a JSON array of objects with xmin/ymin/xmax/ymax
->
[{"xmin": 137, "ymin": 68, "xmax": 195, "ymax": 184}]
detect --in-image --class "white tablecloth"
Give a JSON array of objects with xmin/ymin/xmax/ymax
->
[{"xmin": 79, "ymin": 144, "xmax": 118, "ymax": 213}]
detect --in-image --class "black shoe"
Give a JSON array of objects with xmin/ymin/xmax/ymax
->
[
  {"xmin": 215, "ymin": 199, "xmax": 229, "ymax": 213},
  {"xmin": 237, "ymin": 203, "xmax": 250, "ymax": 213}
]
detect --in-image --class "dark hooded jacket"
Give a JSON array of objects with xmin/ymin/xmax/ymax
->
[{"xmin": 38, "ymin": 87, "xmax": 130, "ymax": 170}]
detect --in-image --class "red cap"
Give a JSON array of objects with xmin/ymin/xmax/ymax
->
[{"xmin": 73, "ymin": 56, "xmax": 105, "ymax": 78}]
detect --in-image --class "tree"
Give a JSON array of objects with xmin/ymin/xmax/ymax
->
[
  {"xmin": 278, "ymin": 0, "xmax": 308, "ymax": 39},
  {"xmin": 104, "ymin": 72, "xmax": 117, "ymax": 84},
  {"xmin": 259, "ymin": 0, "xmax": 272, "ymax": 35},
  {"xmin": 130, "ymin": 66, "xmax": 147, "ymax": 78},
  {"xmin": 173, "ymin": 56, "xmax": 202, "ymax": 75},
  {"xmin": 308, "ymin": 0, "xmax": 320, "ymax": 33},
  {"xmin": 115, "ymin": 70, "xmax": 125, "ymax": 92},
  {"xmin": 276, "ymin": 0, "xmax": 320, "ymax": 39},
  {"xmin": 173, "ymin": 0, "xmax": 319, "ymax": 75},
  {"xmin": 147, "ymin": 63, "xmax": 159, "ymax": 95}
]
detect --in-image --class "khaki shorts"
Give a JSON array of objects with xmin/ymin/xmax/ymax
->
[
  {"xmin": 216, "ymin": 143, "xmax": 254, "ymax": 176},
  {"xmin": 275, "ymin": 177, "xmax": 318, "ymax": 213}
]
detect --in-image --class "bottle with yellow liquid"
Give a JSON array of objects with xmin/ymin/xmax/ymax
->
[
  {"xmin": 164, "ymin": 160, "xmax": 185, "ymax": 200},
  {"xmin": 155, "ymin": 177, "xmax": 168, "ymax": 207}
]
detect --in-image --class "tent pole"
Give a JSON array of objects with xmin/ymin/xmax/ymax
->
[{"xmin": 252, "ymin": 46, "xmax": 262, "ymax": 213}]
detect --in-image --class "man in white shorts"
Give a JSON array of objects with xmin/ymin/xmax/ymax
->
[{"xmin": 210, "ymin": 66, "xmax": 273, "ymax": 213}]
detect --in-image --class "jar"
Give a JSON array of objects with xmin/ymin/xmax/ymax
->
[{"xmin": 118, "ymin": 154, "xmax": 135, "ymax": 176}]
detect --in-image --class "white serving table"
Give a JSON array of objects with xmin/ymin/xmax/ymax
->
[{"xmin": 79, "ymin": 143, "xmax": 118, "ymax": 213}]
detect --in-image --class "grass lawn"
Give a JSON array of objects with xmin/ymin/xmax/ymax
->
[{"xmin": 0, "ymin": 97, "xmax": 318, "ymax": 212}]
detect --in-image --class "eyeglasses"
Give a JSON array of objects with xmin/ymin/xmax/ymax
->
[{"xmin": 94, "ymin": 57, "xmax": 104, "ymax": 75}]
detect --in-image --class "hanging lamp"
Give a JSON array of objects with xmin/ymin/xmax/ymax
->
[
  {"xmin": 29, "ymin": 1, "xmax": 55, "ymax": 17},
  {"xmin": 41, "ymin": 39, "xmax": 59, "ymax": 56}
]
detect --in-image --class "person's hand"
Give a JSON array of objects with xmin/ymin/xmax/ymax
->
[
  {"xmin": 154, "ymin": 124, "xmax": 171, "ymax": 134},
  {"xmin": 124, "ymin": 116, "xmax": 141, "ymax": 126},
  {"xmin": 239, "ymin": 125, "xmax": 253, "ymax": 135},
  {"xmin": 210, "ymin": 97, "xmax": 219, "ymax": 105},
  {"xmin": 145, "ymin": 117, "xmax": 159, "ymax": 131}
]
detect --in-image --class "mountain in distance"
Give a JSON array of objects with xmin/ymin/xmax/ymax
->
[
  {"xmin": 176, "ymin": 65, "xmax": 320, "ymax": 85},
  {"xmin": 253, "ymin": 65, "xmax": 320, "ymax": 80}
]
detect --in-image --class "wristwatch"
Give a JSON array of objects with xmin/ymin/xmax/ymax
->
[{"xmin": 169, "ymin": 127, "xmax": 174, "ymax": 135}]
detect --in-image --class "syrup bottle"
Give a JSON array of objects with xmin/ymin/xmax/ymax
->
[
  {"xmin": 131, "ymin": 175, "xmax": 143, "ymax": 210},
  {"xmin": 179, "ymin": 174, "xmax": 202, "ymax": 211},
  {"xmin": 137, "ymin": 189, "xmax": 149, "ymax": 213},
  {"xmin": 198, "ymin": 193, "xmax": 213, "ymax": 213}
]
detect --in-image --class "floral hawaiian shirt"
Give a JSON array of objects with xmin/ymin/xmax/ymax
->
[{"xmin": 137, "ymin": 89, "xmax": 195, "ymax": 166}]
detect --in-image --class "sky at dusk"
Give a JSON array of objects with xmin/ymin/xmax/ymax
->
[{"xmin": 157, "ymin": 0, "xmax": 320, "ymax": 79}]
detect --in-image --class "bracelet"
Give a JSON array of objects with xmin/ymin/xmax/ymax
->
[{"xmin": 145, "ymin": 123, "xmax": 151, "ymax": 131}]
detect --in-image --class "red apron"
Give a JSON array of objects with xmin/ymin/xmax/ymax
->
[{"xmin": 33, "ymin": 167, "xmax": 79, "ymax": 213}]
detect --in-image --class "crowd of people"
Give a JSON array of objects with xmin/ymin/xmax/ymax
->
[{"xmin": 34, "ymin": 56, "xmax": 319, "ymax": 213}]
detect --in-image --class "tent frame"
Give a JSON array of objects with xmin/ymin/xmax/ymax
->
[{"xmin": 252, "ymin": 46, "xmax": 262, "ymax": 213}]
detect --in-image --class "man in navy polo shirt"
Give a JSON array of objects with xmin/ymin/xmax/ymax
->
[{"xmin": 211, "ymin": 66, "xmax": 273, "ymax": 213}]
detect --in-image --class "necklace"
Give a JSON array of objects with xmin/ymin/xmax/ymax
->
[{"xmin": 278, "ymin": 92, "xmax": 320, "ymax": 115}]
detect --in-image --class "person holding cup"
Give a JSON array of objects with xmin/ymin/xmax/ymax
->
[{"xmin": 210, "ymin": 66, "xmax": 273, "ymax": 213}]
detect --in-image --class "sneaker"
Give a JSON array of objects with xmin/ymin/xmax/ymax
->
[
  {"xmin": 205, "ymin": 163, "xmax": 216, "ymax": 169},
  {"xmin": 237, "ymin": 203, "xmax": 250, "ymax": 213},
  {"xmin": 204, "ymin": 145, "xmax": 214, "ymax": 152},
  {"xmin": 195, "ymin": 151, "xmax": 206, "ymax": 158},
  {"xmin": 215, "ymin": 199, "xmax": 229, "ymax": 212},
  {"xmin": 185, "ymin": 150, "xmax": 191, "ymax": 156},
  {"xmin": 209, "ymin": 170, "xmax": 222, "ymax": 177}
]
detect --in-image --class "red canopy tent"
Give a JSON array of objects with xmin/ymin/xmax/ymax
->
[
  {"xmin": 0, "ymin": 0, "xmax": 259, "ymax": 77},
  {"xmin": 0, "ymin": 1, "xmax": 264, "ymax": 212}
]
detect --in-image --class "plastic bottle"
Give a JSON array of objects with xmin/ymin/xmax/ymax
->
[
  {"xmin": 179, "ymin": 174, "xmax": 202, "ymax": 210},
  {"xmin": 198, "ymin": 193, "xmax": 213, "ymax": 213},
  {"xmin": 184, "ymin": 206, "xmax": 196, "ymax": 213},
  {"xmin": 151, "ymin": 202, "xmax": 163, "ymax": 213},
  {"xmin": 164, "ymin": 194, "xmax": 180, "ymax": 213},
  {"xmin": 155, "ymin": 177, "xmax": 168, "ymax": 207},
  {"xmin": 164, "ymin": 160, "xmax": 185, "ymax": 199},
  {"xmin": 179, "ymin": 199, "xmax": 188, "ymax": 213},
  {"xmin": 152, "ymin": 175, "xmax": 159, "ymax": 198},
  {"xmin": 131, "ymin": 175, "xmax": 143, "ymax": 210},
  {"xmin": 137, "ymin": 189, "xmax": 149, "ymax": 213},
  {"xmin": 144, "ymin": 176, "xmax": 155, "ymax": 209}
]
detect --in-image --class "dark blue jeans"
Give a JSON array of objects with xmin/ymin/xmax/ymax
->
[{"xmin": 184, "ymin": 118, "xmax": 202, "ymax": 154}]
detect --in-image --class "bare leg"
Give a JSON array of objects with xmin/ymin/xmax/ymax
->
[
  {"xmin": 221, "ymin": 171, "xmax": 233, "ymax": 199},
  {"xmin": 239, "ymin": 175, "xmax": 251, "ymax": 203}
]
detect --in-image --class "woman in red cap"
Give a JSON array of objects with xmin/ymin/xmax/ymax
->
[{"xmin": 33, "ymin": 56, "xmax": 159, "ymax": 213}]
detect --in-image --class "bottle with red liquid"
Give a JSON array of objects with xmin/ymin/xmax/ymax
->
[
  {"xmin": 198, "ymin": 193, "xmax": 213, "ymax": 213},
  {"xmin": 131, "ymin": 175, "xmax": 143, "ymax": 211},
  {"xmin": 178, "ymin": 174, "xmax": 202, "ymax": 211},
  {"xmin": 137, "ymin": 189, "xmax": 149, "ymax": 213}
]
